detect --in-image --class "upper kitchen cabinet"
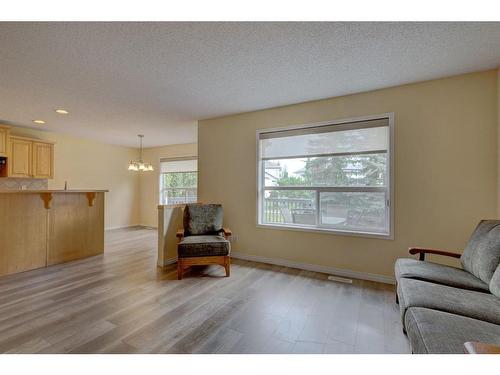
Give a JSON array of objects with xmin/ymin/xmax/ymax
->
[
  {"xmin": 9, "ymin": 136, "xmax": 32, "ymax": 178},
  {"xmin": 0, "ymin": 125, "xmax": 9, "ymax": 157},
  {"xmin": 8, "ymin": 136, "xmax": 54, "ymax": 179},
  {"xmin": 32, "ymin": 141, "xmax": 54, "ymax": 179}
]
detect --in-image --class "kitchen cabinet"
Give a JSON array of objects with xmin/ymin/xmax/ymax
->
[
  {"xmin": 0, "ymin": 126, "xmax": 9, "ymax": 157},
  {"xmin": 8, "ymin": 136, "xmax": 54, "ymax": 179}
]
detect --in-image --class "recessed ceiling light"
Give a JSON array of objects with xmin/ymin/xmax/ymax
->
[
  {"xmin": 33, "ymin": 120, "xmax": 46, "ymax": 125},
  {"xmin": 55, "ymin": 109, "xmax": 69, "ymax": 115}
]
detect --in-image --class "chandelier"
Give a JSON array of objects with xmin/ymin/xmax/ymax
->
[{"xmin": 128, "ymin": 135, "xmax": 154, "ymax": 172}]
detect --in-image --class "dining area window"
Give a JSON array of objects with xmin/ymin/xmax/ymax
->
[{"xmin": 159, "ymin": 157, "xmax": 198, "ymax": 205}]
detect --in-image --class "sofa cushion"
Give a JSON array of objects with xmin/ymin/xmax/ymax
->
[
  {"xmin": 490, "ymin": 264, "xmax": 500, "ymax": 298},
  {"xmin": 395, "ymin": 258, "xmax": 489, "ymax": 292},
  {"xmin": 460, "ymin": 220, "xmax": 500, "ymax": 284},
  {"xmin": 397, "ymin": 278, "xmax": 500, "ymax": 326},
  {"xmin": 405, "ymin": 307, "xmax": 500, "ymax": 354},
  {"xmin": 183, "ymin": 204, "xmax": 223, "ymax": 236},
  {"xmin": 178, "ymin": 235, "xmax": 230, "ymax": 258}
]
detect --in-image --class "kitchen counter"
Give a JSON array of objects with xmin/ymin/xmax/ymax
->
[{"xmin": 0, "ymin": 190, "xmax": 106, "ymax": 277}]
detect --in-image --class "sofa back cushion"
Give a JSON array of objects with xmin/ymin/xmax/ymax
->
[
  {"xmin": 183, "ymin": 203, "xmax": 223, "ymax": 236},
  {"xmin": 461, "ymin": 220, "xmax": 500, "ymax": 284},
  {"xmin": 490, "ymin": 265, "xmax": 500, "ymax": 298}
]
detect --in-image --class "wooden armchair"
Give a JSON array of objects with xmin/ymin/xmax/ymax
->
[
  {"xmin": 176, "ymin": 228, "xmax": 232, "ymax": 241},
  {"xmin": 176, "ymin": 204, "xmax": 232, "ymax": 280}
]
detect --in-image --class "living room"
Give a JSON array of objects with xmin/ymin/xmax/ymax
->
[{"xmin": 1, "ymin": 1, "xmax": 499, "ymax": 374}]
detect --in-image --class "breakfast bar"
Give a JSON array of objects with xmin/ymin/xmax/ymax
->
[{"xmin": 0, "ymin": 190, "xmax": 107, "ymax": 277}]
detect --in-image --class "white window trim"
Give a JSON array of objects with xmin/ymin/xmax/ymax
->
[
  {"xmin": 159, "ymin": 156, "xmax": 198, "ymax": 205},
  {"xmin": 256, "ymin": 113, "xmax": 394, "ymax": 240}
]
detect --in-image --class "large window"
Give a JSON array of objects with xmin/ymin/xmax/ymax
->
[
  {"xmin": 257, "ymin": 115, "xmax": 393, "ymax": 238},
  {"xmin": 160, "ymin": 157, "xmax": 198, "ymax": 205}
]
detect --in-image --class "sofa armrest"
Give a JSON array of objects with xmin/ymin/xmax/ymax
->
[
  {"xmin": 409, "ymin": 247, "xmax": 461, "ymax": 261},
  {"xmin": 464, "ymin": 341, "xmax": 500, "ymax": 354},
  {"xmin": 176, "ymin": 229, "xmax": 184, "ymax": 243},
  {"xmin": 222, "ymin": 227, "xmax": 232, "ymax": 239}
]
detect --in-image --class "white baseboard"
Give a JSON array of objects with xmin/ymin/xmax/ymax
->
[
  {"xmin": 158, "ymin": 252, "xmax": 394, "ymax": 284},
  {"xmin": 105, "ymin": 224, "xmax": 157, "ymax": 231},
  {"xmin": 231, "ymin": 251, "xmax": 395, "ymax": 285},
  {"xmin": 105, "ymin": 224, "xmax": 141, "ymax": 231}
]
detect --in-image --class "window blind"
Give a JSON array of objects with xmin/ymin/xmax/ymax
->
[
  {"xmin": 259, "ymin": 118, "xmax": 389, "ymax": 160},
  {"xmin": 160, "ymin": 158, "xmax": 197, "ymax": 173}
]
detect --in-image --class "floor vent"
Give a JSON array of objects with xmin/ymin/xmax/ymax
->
[{"xmin": 327, "ymin": 275, "xmax": 353, "ymax": 284}]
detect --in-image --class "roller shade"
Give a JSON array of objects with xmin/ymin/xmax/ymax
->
[
  {"xmin": 259, "ymin": 118, "xmax": 389, "ymax": 160},
  {"xmin": 160, "ymin": 158, "xmax": 197, "ymax": 173}
]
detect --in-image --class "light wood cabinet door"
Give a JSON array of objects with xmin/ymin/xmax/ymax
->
[
  {"xmin": 0, "ymin": 194, "xmax": 48, "ymax": 276},
  {"xmin": 32, "ymin": 142, "xmax": 54, "ymax": 179},
  {"xmin": 9, "ymin": 138, "xmax": 32, "ymax": 178},
  {"xmin": 0, "ymin": 127, "xmax": 9, "ymax": 157}
]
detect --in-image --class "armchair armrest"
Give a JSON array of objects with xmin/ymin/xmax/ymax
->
[
  {"xmin": 409, "ymin": 247, "xmax": 461, "ymax": 261},
  {"xmin": 464, "ymin": 341, "xmax": 500, "ymax": 354},
  {"xmin": 176, "ymin": 229, "xmax": 184, "ymax": 243},
  {"xmin": 222, "ymin": 227, "xmax": 232, "ymax": 239}
]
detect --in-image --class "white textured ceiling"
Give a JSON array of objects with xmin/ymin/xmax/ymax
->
[{"xmin": 0, "ymin": 22, "xmax": 500, "ymax": 147}]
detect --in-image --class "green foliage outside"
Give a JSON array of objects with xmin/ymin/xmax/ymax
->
[
  {"xmin": 164, "ymin": 171, "xmax": 197, "ymax": 188},
  {"xmin": 303, "ymin": 153, "xmax": 386, "ymax": 187},
  {"xmin": 266, "ymin": 154, "xmax": 387, "ymax": 228},
  {"xmin": 275, "ymin": 154, "xmax": 386, "ymax": 187},
  {"xmin": 269, "ymin": 153, "xmax": 386, "ymax": 198},
  {"xmin": 163, "ymin": 172, "xmax": 197, "ymax": 199}
]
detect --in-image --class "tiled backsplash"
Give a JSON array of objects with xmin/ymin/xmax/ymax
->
[{"xmin": 0, "ymin": 178, "xmax": 48, "ymax": 190}]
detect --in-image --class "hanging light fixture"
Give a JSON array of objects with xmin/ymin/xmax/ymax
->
[{"xmin": 128, "ymin": 135, "xmax": 154, "ymax": 172}]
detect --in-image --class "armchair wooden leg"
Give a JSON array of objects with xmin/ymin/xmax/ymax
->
[
  {"xmin": 177, "ymin": 259, "xmax": 183, "ymax": 280},
  {"xmin": 224, "ymin": 256, "xmax": 230, "ymax": 277}
]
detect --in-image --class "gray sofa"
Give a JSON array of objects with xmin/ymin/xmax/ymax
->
[{"xmin": 395, "ymin": 220, "xmax": 500, "ymax": 354}]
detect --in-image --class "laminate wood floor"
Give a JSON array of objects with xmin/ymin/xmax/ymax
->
[{"xmin": 0, "ymin": 227, "xmax": 409, "ymax": 354}]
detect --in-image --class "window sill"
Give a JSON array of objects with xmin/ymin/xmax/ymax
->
[{"xmin": 256, "ymin": 223, "xmax": 393, "ymax": 240}]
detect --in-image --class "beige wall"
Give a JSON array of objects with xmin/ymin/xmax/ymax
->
[
  {"xmin": 198, "ymin": 70, "xmax": 498, "ymax": 280},
  {"xmin": 6, "ymin": 126, "xmax": 140, "ymax": 229},
  {"xmin": 139, "ymin": 143, "xmax": 197, "ymax": 227}
]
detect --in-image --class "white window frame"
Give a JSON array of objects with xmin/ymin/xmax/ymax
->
[
  {"xmin": 159, "ymin": 156, "xmax": 198, "ymax": 205},
  {"xmin": 256, "ymin": 113, "xmax": 394, "ymax": 239}
]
